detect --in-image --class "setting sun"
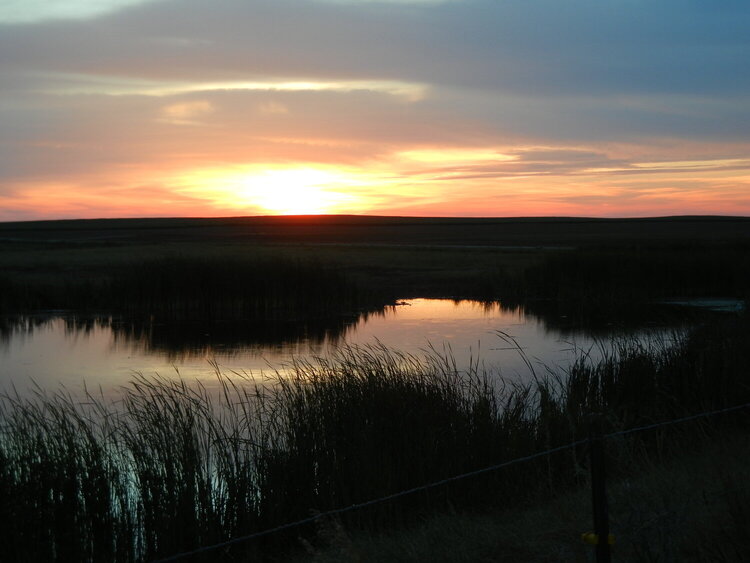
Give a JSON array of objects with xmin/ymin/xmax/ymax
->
[
  {"xmin": 174, "ymin": 166, "xmax": 377, "ymax": 215},
  {"xmin": 237, "ymin": 169, "xmax": 356, "ymax": 215}
]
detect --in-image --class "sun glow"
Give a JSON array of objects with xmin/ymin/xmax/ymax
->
[
  {"xmin": 175, "ymin": 166, "xmax": 371, "ymax": 215},
  {"xmin": 238, "ymin": 169, "xmax": 357, "ymax": 214}
]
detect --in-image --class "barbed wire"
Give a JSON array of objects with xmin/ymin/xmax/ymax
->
[
  {"xmin": 154, "ymin": 400, "xmax": 750, "ymax": 562},
  {"xmin": 605, "ymin": 401, "xmax": 750, "ymax": 439},
  {"xmin": 153, "ymin": 439, "xmax": 590, "ymax": 562}
]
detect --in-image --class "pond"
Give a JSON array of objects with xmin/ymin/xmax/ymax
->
[{"xmin": 0, "ymin": 298, "xmax": 700, "ymax": 396}]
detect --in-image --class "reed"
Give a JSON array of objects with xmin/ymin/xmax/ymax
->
[
  {"xmin": 483, "ymin": 244, "xmax": 750, "ymax": 313},
  {"xmin": 0, "ymin": 255, "xmax": 384, "ymax": 320},
  {"xmin": 1, "ymin": 315, "xmax": 748, "ymax": 561},
  {"xmin": 109, "ymin": 256, "xmax": 371, "ymax": 320}
]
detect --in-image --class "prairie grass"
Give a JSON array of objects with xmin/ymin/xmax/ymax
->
[
  {"xmin": 3, "ymin": 228, "xmax": 748, "ymax": 315},
  {"xmin": 1, "ymin": 315, "xmax": 748, "ymax": 562}
]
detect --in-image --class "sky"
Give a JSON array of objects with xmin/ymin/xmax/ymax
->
[{"xmin": 1, "ymin": 0, "xmax": 749, "ymax": 221}]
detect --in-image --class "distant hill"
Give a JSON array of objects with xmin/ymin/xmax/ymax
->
[{"xmin": 1, "ymin": 215, "xmax": 749, "ymax": 247}]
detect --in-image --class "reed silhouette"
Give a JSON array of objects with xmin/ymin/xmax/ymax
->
[{"xmin": 1, "ymin": 315, "xmax": 747, "ymax": 561}]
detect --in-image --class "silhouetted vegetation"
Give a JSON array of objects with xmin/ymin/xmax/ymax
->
[
  {"xmin": 1, "ymin": 314, "xmax": 748, "ymax": 562},
  {"xmin": 0, "ymin": 256, "xmax": 388, "ymax": 322},
  {"xmin": 2, "ymin": 217, "xmax": 750, "ymax": 561},
  {"xmin": 480, "ymin": 243, "xmax": 750, "ymax": 319},
  {"xmin": 3, "ymin": 216, "xmax": 750, "ymax": 312}
]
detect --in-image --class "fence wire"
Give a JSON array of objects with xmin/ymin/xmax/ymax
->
[{"xmin": 154, "ymin": 400, "xmax": 750, "ymax": 562}]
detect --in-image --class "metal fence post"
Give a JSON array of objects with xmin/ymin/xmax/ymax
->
[{"xmin": 589, "ymin": 413, "xmax": 612, "ymax": 563}]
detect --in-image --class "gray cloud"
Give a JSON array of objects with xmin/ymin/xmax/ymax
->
[
  {"xmin": 1, "ymin": 0, "xmax": 749, "ymax": 217},
  {"xmin": 3, "ymin": 0, "xmax": 749, "ymax": 97}
]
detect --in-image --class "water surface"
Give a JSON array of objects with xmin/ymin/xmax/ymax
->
[{"xmin": 1, "ymin": 298, "xmax": 683, "ymax": 395}]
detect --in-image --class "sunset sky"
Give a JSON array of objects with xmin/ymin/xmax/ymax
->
[{"xmin": 1, "ymin": 0, "xmax": 749, "ymax": 221}]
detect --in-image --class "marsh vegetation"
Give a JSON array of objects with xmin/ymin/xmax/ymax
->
[
  {"xmin": 1, "ymin": 216, "xmax": 749, "ymax": 561},
  {"xmin": 1, "ymin": 315, "xmax": 748, "ymax": 561},
  {"xmin": 0, "ymin": 255, "xmax": 381, "ymax": 322}
]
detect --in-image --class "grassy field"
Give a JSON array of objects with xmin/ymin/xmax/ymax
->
[
  {"xmin": 2, "ymin": 215, "xmax": 750, "ymax": 311},
  {"xmin": 3, "ymin": 215, "xmax": 750, "ymax": 246}
]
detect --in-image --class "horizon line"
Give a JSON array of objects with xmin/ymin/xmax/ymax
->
[{"xmin": 3, "ymin": 213, "xmax": 750, "ymax": 227}]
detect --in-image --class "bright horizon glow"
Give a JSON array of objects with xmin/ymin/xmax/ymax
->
[
  {"xmin": 2, "ymin": 149, "xmax": 749, "ymax": 222},
  {"xmin": 174, "ymin": 166, "xmax": 380, "ymax": 215}
]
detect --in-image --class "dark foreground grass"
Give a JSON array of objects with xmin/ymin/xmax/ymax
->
[
  {"xmin": 1, "ymin": 315, "xmax": 748, "ymax": 562},
  {"xmin": 297, "ymin": 432, "xmax": 750, "ymax": 563}
]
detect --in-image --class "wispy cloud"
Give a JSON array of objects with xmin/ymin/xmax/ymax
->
[
  {"xmin": 1, "ymin": 0, "xmax": 749, "ymax": 219},
  {"xmin": 0, "ymin": 0, "xmax": 159, "ymax": 24},
  {"xmin": 159, "ymin": 100, "xmax": 214, "ymax": 125},
  {"xmin": 30, "ymin": 73, "xmax": 428, "ymax": 101}
]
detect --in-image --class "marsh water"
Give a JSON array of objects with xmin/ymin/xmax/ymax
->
[{"xmin": 0, "ymin": 298, "xmax": 713, "ymax": 396}]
